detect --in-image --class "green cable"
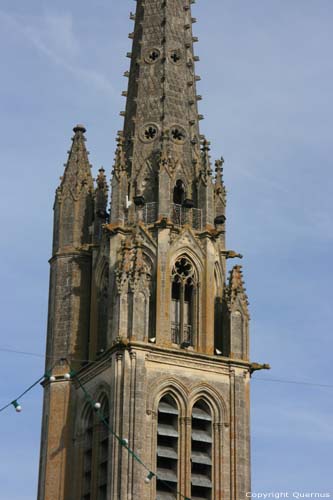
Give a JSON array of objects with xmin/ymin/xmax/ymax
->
[
  {"xmin": 71, "ymin": 366, "xmax": 191, "ymax": 500},
  {"xmin": 0, "ymin": 357, "xmax": 191, "ymax": 499},
  {"xmin": 0, "ymin": 367, "xmax": 55, "ymax": 413}
]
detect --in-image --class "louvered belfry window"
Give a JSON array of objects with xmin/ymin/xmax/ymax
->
[
  {"xmin": 97, "ymin": 397, "xmax": 109, "ymax": 500},
  {"xmin": 82, "ymin": 409, "xmax": 94, "ymax": 500},
  {"xmin": 191, "ymin": 400, "xmax": 213, "ymax": 500},
  {"xmin": 80, "ymin": 396, "xmax": 110, "ymax": 500},
  {"xmin": 156, "ymin": 395, "xmax": 179, "ymax": 499}
]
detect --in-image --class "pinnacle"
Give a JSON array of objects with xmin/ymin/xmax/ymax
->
[
  {"xmin": 112, "ymin": 133, "xmax": 127, "ymax": 177},
  {"xmin": 96, "ymin": 167, "xmax": 108, "ymax": 191},
  {"xmin": 59, "ymin": 125, "xmax": 94, "ymax": 194},
  {"xmin": 215, "ymin": 158, "xmax": 225, "ymax": 186},
  {"xmin": 227, "ymin": 265, "xmax": 249, "ymax": 309}
]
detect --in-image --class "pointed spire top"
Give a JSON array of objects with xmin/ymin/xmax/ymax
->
[
  {"xmin": 201, "ymin": 137, "xmax": 212, "ymax": 176},
  {"xmin": 96, "ymin": 167, "xmax": 108, "ymax": 192},
  {"xmin": 215, "ymin": 157, "xmax": 225, "ymax": 186},
  {"xmin": 60, "ymin": 124, "xmax": 93, "ymax": 196},
  {"xmin": 121, "ymin": 0, "xmax": 202, "ymax": 180},
  {"xmin": 227, "ymin": 265, "xmax": 250, "ymax": 313},
  {"xmin": 113, "ymin": 133, "xmax": 127, "ymax": 178}
]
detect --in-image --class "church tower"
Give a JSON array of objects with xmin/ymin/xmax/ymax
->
[{"xmin": 38, "ymin": 1, "xmax": 258, "ymax": 499}]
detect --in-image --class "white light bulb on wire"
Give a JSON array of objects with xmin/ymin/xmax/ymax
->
[
  {"xmin": 145, "ymin": 472, "xmax": 155, "ymax": 484},
  {"xmin": 12, "ymin": 400, "xmax": 22, "ymax": 413}
]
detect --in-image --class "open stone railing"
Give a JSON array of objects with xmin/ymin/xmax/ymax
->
[
  {"xmin": 140, "ymin": 202, "xmax": 202, "ymax": 230},
  {"xmin": 171, "ymin": 323, "xmax": 193, "ymax": 345}
]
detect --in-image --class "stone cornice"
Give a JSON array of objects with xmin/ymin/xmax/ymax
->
[
  {"xmin": 49, "ymin": 249, "xmax": 92, "ymax": 264},
  {"xmin": 69, "ymin": 338, "xmax": 253, "ymax": 388}
]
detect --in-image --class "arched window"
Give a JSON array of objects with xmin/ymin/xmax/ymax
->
[
  {"xmin": 96, "ymin": 396, "xmax": 110, "ymax": 500},
  {"xmin": 81, "ymin": 408, "xmax": 94, "ymax": 500},
  {"xmin": 171, "ymin": 257, "xmax": 197, "ymax": 346},
  {"xmin": 80, "ymin": 395, "xmax": 110, "ymax": 500},
  {"xmin": 97, "ymin": 270, "xmax": 109, "ymax": 353},
  {"xmin": 214, "ymin": 268, "xmax": 223, "ymax": 354},
  {"xmin": 173, "ymin": 179, "xmax": 185, "ymax": 205},
  {"xmin": 191, "ymin": 400, "xmax": 213, "ymax": 499},
  {"xmin": 156, "ymin": 395, "xmax": 179, "ymax": 499}
]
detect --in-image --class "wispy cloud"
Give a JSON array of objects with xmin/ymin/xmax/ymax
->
[{"xmin": 0, "ymin": 10, "xmax": 114, "ymax": 94}]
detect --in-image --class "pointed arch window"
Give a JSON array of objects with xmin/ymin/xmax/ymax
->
[
  {"xmin": 173, "ymin": 179, "xmax": 186, "ymax": 205},
  {"xmin": 96, "ymin": 396, "xmax": 110, "ymax": 500},
  {"xmin": 156, "ymin": 395, "xmax": 179, "ymax": 499},
  {"xmin": 171, "ymin": 257, "xmax": 197, "ymax": 346},
  {"xmin": 214, "ymin": 267, "xmax": 223, "ymax": 354},
  {"xmin": 97, "ymin": 270, "xmax": 109, "ymax": 354},
  {"xmin": 81, "ymin": 408, "xmax": 94, "ymax": 500},
  {"xmin": 80, "ymin": 395, "xmax": 110, "ymax": 500},
  {"xmin": 191, "ymin": 400, "xmax": 213, "ymax": 499}
]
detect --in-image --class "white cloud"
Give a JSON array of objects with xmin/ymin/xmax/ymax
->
[{"xmin": 0, "ymin": 10, "xmax": 114, "ymax": 94}]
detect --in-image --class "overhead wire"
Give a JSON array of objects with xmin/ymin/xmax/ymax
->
[
  {"xmin": 1, "ymin": 345, "xmax": 333, "ymax": 390},
  {"xmin": 0, "ymin": 348, "xmax": 332, "ymax": 498}
]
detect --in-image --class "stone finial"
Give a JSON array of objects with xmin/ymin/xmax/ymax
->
[
  {"xmin": 113, "ymin": 133, "xmax": 127, "ymax": 178},
  {"xmin": 73, "ymin": 124, "xmax": 86, "ymax": 134},
  {"xmin": 200, "ymin": 137, "xmax": 212, "ymax": 183},
  {"xmin": 215, "ymin": 157, "xmax": 224, "ymax": 185},
  {"xmin": 96, "ymin": 167, "xmax": 108, "ymax": 193},
  {"xmin": 226, "ymin": 265, "xmax": 250, "ymax": 313}
]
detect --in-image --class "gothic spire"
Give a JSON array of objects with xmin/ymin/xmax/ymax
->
[
  {"xmin": 215, "ymin": 157, "xmax": 225, "ymax": 188},
  {"xmin": 201, "ymin": 137, "xmax": 213, "ymax": 178},
  {"xmin": 96, "ymin": 166, "xmax": 108, "ymax": 190},
  {"xmin": 226, "ymin": 265, "xmax": 250, "ymax": 316},
  {"xmin": 112, "ymin": 133, "xmax": 127, "ymax": 179},
  {"xmin": 122, "ymin": 0, "xmax": 202, "ymax": 179},
  {"xmin": 53, "ymin": 125, "xmax": 94, "ymax": 253},
  {"xmin": 59, "ymin": 125, "xmax": 94, "ymax": 197}
]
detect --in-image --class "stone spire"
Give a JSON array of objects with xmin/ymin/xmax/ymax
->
[
  {"xmin": 53, "ymin": 125, "xmax": 94, "ymax": 253},
  {"xmin": 227, "ymin": 265, "xmax": 250, "ymax": 316},
  {"xmin": 215, "ymin": 157, "xmax": 225, "ymax": 189},
  {"xmin": 110, "ymin": 133, "xmax": 129, "ymax": 224},
  {"xmin": 200, "ymin": 138, "xmax": 213, "ymax": 180},
  {"xmin": 214, "ymin": 157, "xmax": 227, "ymax": 226},
  {"xmin": 121, "ymin": 0, "xmax": 202, "ymax": 200},
  {"xmin": 59, "ymin": 124, "xmax": 94, "ymax": 197},
  {"xmin": 93, "ymin": 167, "xmax": 109, "ymax": 242}
]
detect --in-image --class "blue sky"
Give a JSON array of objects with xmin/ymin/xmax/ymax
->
[{"xmin": 0, "ymin": 0, "xmax": 332, "ymax": 497}]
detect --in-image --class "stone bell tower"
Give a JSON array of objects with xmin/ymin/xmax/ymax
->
[{"xmin": 38, "ymin": 1, "xmax": 256, "ymax": 499}]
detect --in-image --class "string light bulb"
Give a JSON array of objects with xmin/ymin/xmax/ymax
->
[
  {"xmin": 94, "ymin": 402, "xmax": 101, "ymax": 410},
  {"xmin": 49, "ymin": 375, "xmax": 56, "ymax": 382},
  {"xmin": 64, "ymin": 373, "xmax": 71, "ymax": 380},
  {"xmin": 12, "ymin": 400, "xmax": 22, "ymax": 413},
  {"xmin": 144, "ymin": 471, "xmax": 155, "ymax": 484}
]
